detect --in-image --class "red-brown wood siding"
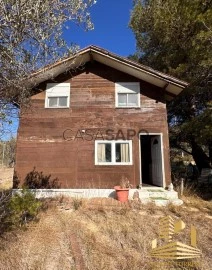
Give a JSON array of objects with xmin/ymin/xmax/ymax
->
[{"xmin": 15, "ymin": 62, "xmax": 171, "ymax": 188}]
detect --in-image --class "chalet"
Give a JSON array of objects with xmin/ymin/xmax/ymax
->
[{"xmin": 15, "ymin": 45, "xmax": 188, "ymax": 189}]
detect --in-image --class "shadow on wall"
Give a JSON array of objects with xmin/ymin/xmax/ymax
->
[{"xmin": 13, "ymin": 167, "xmax": 61, "ymax": 189}]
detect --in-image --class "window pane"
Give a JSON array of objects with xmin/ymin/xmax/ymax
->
[
  {"xmin": 59, "ymin": 97, "xmax": 68, "ymax": 107},
  {"xmin": 48, "ymin": 97, "xmax": 57, "ymax": 107},
  {"xmin": 118, "ymin": 93, "xmax": 127, "ymax": 106},
  {"xmin": 115, "ymin": 143, "xmax": 121, "ymax": 162},
  {"xmin": 127, "ymin": 94, "xmax": 138, "ymax": 106},
  {"xmin": 105, "ymin": 143, "xmax": 112, "ymax": 162},
  {"xmin": 97, "ymin": 143, "xmax": 111, "ymax": 162},
  {"xmin": 116, "ymin": 143, "xmax": 130, "ymax": 162}
]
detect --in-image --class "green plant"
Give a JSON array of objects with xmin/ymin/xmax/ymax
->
[
  {"xmin": 23, "ymin": 167, "xmax": 60, "ymax": 189},
  {"xmin": 0, "ymin": 189, "xmax": 42, "ymax": 234},
  {"xmin": 9, "ymin": 189, "xmax": 42, "ymax": 225}
]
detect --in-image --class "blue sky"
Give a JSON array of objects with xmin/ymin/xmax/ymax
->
[
  {"xmin": 64, "ymin": 0, "xmax": 136, "ymax": 56},
  {"xmin": 2, "ymin": 1, "xmax": 136, "ymax": 141}
]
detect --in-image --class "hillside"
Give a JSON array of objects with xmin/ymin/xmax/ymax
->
[{"xmin": 0, "ymin": 196, "xmax": 211, "ymax": 270}]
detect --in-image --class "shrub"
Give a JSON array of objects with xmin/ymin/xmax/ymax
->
[
  {"xmin": 8, "ymin": 189, "xmax": 42, "ymax": 226},
  {"xmin": 13, "ymin": 171, "xmax": 20, "ymax": 188},
  {"xmin": 72, "ymin": 197, "xmax": 83, "ymax": 210},
  {"xmin": 23, "ymin": 167, "xmax": 60, "ymax": 189},
  {"xmin": 0, "ymin": 189, "xmax": 42, "ymax": 234}
]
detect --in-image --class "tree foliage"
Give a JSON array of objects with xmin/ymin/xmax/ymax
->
[
  {"xmin": 0, "ymin": 0, "xmax": 96, "ymax": 136},
  {"xmin": 130, "ymin": 0, "xmax": 212, "ymax": 169}
]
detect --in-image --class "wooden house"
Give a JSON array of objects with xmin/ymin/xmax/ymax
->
[{"xmin": 15, "ymin": 46, "xmax": 188, "ymax": 189}]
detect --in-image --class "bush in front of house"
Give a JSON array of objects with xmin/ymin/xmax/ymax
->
[
  {"xmin": 9, "ymin": 189, "xmax": 42, "ymax": 226},
  {"xmin": 0, "ymin": 189, "xmax": 42, "ymax": 235}
]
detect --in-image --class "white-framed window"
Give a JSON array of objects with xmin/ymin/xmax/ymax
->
[
  {"xmin": 115, "ymin": 82, "xmax": 140, "ymax": 108},
  {"xmin": 45, "ymin": 83, "xmax": 70, "ymax": 108},
  {"xmin": 95, "ymin": 140, "xmax": 133, "ymax": 165}
]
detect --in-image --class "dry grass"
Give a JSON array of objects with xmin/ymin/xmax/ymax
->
[
  {"xmin": 0, "ymin": 167, "xmax": 13, "ymax": 190},
  {"xmin": 0, "ymin": 195, "xmax": 211, "ymax": 270},
  {"xmin": 0, "ymin": 207, "xmax": 76, "ymax": 270},
  {"xmin": 72, "ymin": 201, "xmax": 211, "ymax": 270},
  {"xmin": 176, "ymin": 183, "xmax": 212, "ymax": 215},
  {"xmin": 74, "ymin": 208, "xmax": 157, "ymax": 269}
]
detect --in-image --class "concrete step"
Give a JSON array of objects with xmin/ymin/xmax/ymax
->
[
  {"xmin": 129, "ymin": 188, "xmax": 179, "ymax": 200},
  {"xmin": 129, "ymin": 188, "xmax": 182, "ymax": 206}
]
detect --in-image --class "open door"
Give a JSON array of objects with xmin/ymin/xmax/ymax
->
[
  {"xmin": 140, "ymin": 134, "xmax": 164, "ymax": 187},
  {"xmin": 151, "ymin": 136, "xmax": 163, "ymax": 186}
]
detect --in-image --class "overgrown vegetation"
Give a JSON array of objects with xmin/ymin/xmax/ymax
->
[
  {"xmin": 0, "ymin": 167, "xmax": 58, "ymax": 235},
  {"xmin": 0, "ymin": 189, "xmax": 42, "ymax": 235},
  {"xmin": 8, "ymin": 189, "xmax": 42, "ymax": 226},
  {"xmin": 176, "ymin": 183, "xmax": 212, "ymax": 215},
  {"xmin": 130, "ymin": 0, "xmax": 212, "ymax": 170},
  {"xmin": 0, "ymin": 194, "xmax": 211, "ymax": 269}
]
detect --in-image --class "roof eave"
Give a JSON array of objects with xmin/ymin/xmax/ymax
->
[{"xmin": 27, "ymin": 45, "xmax": 188, "ymax": 99}]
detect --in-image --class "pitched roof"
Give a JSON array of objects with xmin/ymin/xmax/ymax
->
[{"xmin": 29, "ymin": 45, "xmax": 188, "ymax": 100}]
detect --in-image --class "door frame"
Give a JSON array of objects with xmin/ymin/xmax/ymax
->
[{"xmin": 139, "ymin": 133, "xmax": 165, "ymax": 188}]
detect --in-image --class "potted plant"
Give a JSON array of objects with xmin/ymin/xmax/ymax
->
[{"xmin": 114, "ymin": 176, "xmax": 132, "ymax": 202}]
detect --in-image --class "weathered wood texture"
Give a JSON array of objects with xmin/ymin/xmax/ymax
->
[{"xmin": 15, "ymin": 62, "xmax": 171, "ymax": 188}]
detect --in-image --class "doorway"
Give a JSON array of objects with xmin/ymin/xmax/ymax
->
[{"xmin": 140, "ymin": 134, "xmax": 164, "ymax": 187}]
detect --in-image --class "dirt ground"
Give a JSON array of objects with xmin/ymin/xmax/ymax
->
[{"xmin": 0, "ymin": 167, "xmax": 13, "ymax": 189}]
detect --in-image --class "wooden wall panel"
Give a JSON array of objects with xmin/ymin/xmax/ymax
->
[{"xmin": 15, "ymin": 62, "xmax": 171, "ymax": 188}]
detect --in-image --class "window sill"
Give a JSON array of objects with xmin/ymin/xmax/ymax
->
[
  {"xmin": 115, "ymin": 106, "xmax": 140, "ymax": 109},
  {"xmin": 95, "ymin": 162, "xmax": 133, "ymax": 166},
  {"xmin": 45, "ymin": 107, "xmax": 70, "ymax": 109}
]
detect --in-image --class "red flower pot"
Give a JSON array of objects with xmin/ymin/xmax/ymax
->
[{"xmin": 114, "ymin": 186, "xmax": 129, "ymax": 202}]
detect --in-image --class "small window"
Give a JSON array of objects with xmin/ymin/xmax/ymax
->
[
  {"xmin": 115, "ymin": 82, "xmax": 140, "ymax": 108},
  {"xmin": 48, "ymin": 96, "xmax": 68, "ymax": 108},
  {"xmin": 45, "ymin": 83, "xmax": 70, "ymax": 108},
  {"xmin": 95, "ymin": 140, "xmax": 132, "ymax": 165}
]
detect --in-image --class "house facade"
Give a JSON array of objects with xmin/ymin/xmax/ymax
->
[{"xmin": 15, "ymin": 46, "xmax": 188, "ymax": 189}]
